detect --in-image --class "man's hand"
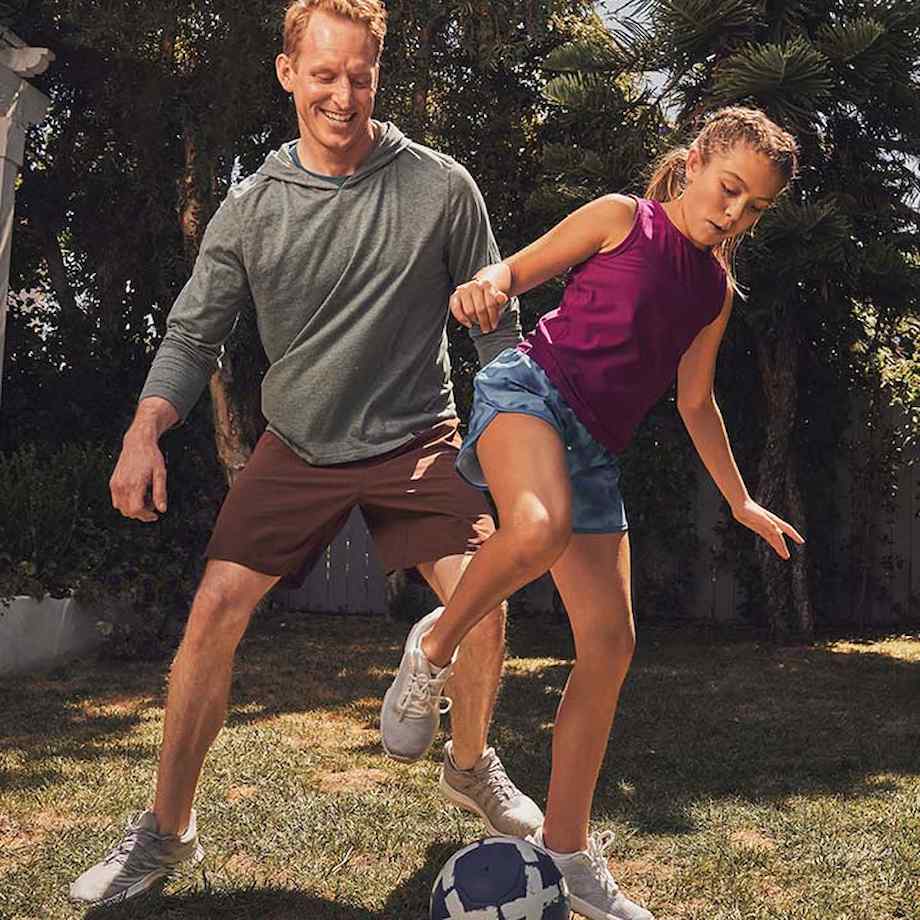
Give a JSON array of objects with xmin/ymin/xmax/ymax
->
[
  {"xmin": 732, "ymin": 498, "xmax": 805, "ymax": 560},
  {"xmin": 110, "ymin": 432, "xmax": 168, "ymax": 522},
  {"xmin": 449, "ymin": 278, "xmax": 509, "ymax": 333},
  {"xmin": 109, "ymin": 398, "xmax": 178, "ymax": 522}
]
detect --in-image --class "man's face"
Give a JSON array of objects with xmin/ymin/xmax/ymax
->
[{"xmin": 276, "ymin": 10, "xmax": 379, "ymax": 166}]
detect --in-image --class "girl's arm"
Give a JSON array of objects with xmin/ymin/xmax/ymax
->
[
  {"xmin": 677, "ymin": 288, "xmax": 805, "ymax": 560},
  {"xmin": 451, "ymin": 194, "xmax": 637, "ymax": 332}
]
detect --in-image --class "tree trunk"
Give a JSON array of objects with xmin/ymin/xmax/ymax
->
[
  {"xmin": 785, "ymin": 454, "xmax": 814, "ymax": 639},
  {"xmin": 209, "ymin": 369, "xmax": 252, "ymax": 485},
  {"xmin": 178, "ymin": 126, "xmax": 252, "ymax": 486},
  {"xmin": 754, "ymin": 314, "xmax": 814, "ymax": 643},
  {"xmin": 412, "ymin": 13, "xmax": 444, "ymax": 131}
]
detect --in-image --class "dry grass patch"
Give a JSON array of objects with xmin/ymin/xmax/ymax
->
[
  {"xmin": 0, "ymin": 808, "xmax": 86, "ymax": 870},
  {"xmin": 730, "ymin": 829, "xmax": 778, "ymax": 852},
  {"xmin": 825, "ymin": 636, "xmax": 920, "ymax": 661},
  {"xmin": 314, "ymin": 768, "xmax": 389, "ymax": 793},
  {"xmin": 81, "ymin": 695, "xmax": 154, "ymax": 718},
  {"xmin": 279, "ymin": 717, "xmax": 376, "ymax": 752}
]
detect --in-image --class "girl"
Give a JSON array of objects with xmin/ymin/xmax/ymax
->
[{"xmin": 382, "ymin": 107, "xmax": 805, "ymax": 920}]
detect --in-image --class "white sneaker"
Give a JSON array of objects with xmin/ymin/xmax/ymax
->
[
  {"xmin": 381, "ymin": 608, "xmax": 456, "ymax": 762},
  {"xmin": 69, "ymin": 809, "xmax": 204, "ymax": 905},
  {"xmin": 530, "ymin": 827, "xmax": 654, "ymax": 920},
  {"xmin": 440, "ymin": 740, "xmax": 544, "ymax": 837}
]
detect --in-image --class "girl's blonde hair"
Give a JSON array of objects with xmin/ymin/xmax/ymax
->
[
  {"xmin": 283, "ymin": 0, "xmax": 388, "ymax": 64},
  {"xmin": 645, "ymin": 106, "xmax": 800, "ymax": 291}
]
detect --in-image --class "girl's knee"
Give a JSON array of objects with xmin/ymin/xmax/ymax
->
[
  {"xmin": 579, "ymin": 625, "xmax": 636, "ymax": 671},
  {"xmin": 505, "ymin": 511, "xmax": 570, "ymax": 571}
]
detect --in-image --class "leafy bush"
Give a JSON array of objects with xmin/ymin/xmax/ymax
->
[{"xmin": 0, "ymin": 439, "xmax": 219, "ymax": 657}]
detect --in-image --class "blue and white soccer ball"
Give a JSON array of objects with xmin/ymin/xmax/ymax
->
[{"xmin": 430, "ymin": 836, "xmax": 570, "ymax": 920}]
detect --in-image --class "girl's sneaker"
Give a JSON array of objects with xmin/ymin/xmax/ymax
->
[
  {"xmin": 530, "ymin": 827, "xmax": 654, "ymax": 920},
  {"xmin": 381, "ymin": 607, "xmax": 455, "ymax": 762}
]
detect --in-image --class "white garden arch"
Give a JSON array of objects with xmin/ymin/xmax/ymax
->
[{"xmin": 0, "ymin": 28, "xmax": 52, "ymax": 408}]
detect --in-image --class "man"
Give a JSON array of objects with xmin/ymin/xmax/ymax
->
[{"xmin": 70, "ymin": 0, "xmax": 542, "ymax": 905}]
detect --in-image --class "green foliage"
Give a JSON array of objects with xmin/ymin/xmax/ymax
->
[
  {"xmin": 544, "ymin": 70, "xmax": 628, "ymax": 109},
  {"xmin": 0, "ymin": 443, "xmax": 104, "ymax": 601},
  {"xmin": 648, "ymin": 0, "xmax": 762, "ymax": 67},
  {"xmin": 9, "ymin": 0, "xmax": 918, "ymax": 639},
  {"xmin": 710, "ymin": 38, "xmax": 833, "ymax": 123},
  {"xmin": 0, "ymin": 440, "xmax": 219, "ymax": 657},
  {"xmin": 815, "ymin": 17, "xmax": 886, "ymax": 68}
]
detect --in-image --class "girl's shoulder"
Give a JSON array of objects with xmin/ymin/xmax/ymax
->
[{"xmin": 594, "ymin": 194, "xmax": 642, "ymax": 255}]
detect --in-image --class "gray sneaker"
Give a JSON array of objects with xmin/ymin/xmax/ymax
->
[
  {"xmin": 381, "ymin": 607, "xmax": 455, "ymax": 763},
  {"xmin": 69, "ymin": 809, "xmax": 204, "ymax": 905},
  {"xmin": 530, "ymin": 827, "xmax": 654, "ymax": 920},
  {"xmin": 440, "ymin": 740, "xmax": 544, "ymax": 837}
]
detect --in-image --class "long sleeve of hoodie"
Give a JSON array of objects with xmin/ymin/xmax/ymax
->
[
  {"xmin": 446, "ymin": 162, "xmax": 522, "ymax": 366},
  {"xmin": 139, "ymin": 195, "xmax": 250, "ymax": 420}
]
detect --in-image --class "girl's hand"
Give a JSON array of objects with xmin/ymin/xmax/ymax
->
[
  {"xmin": 732, "ymin": 498, "xmax": 805, "ymax": 560},
  {"xmin": 449, "ymin": 278, "xmax": 509, "ymax": 333}
]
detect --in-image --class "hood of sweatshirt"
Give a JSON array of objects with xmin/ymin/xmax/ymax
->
[{"xmin": 255, "ymin": 120, "xmax": 411, "ymax": 190}]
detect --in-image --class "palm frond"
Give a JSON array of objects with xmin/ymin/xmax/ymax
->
[
  {"xmin": 543, "ymin": 72, "xmax": 625, "ymax": 111},
  {"xmin": 710, "ymin": 38, "xmax": 832, "ymax": 126},
  {"xmin": 647, "ymin": 0, "xmax": 762, "ymax": 64}
]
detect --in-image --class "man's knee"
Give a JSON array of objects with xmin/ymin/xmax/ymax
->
[{"xmin": 181, "ymin": 571, "xmax": 262, "ymax": 652}]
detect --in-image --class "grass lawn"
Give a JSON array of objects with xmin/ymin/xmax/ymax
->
[{"xmin": 1, "ymin": 609, "xmax": 918, "ymax": 920}]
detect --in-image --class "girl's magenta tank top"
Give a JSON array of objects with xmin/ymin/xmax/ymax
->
[{"xmin": 519, "ymin": 196, "xmax": 728, "ymax": 454}]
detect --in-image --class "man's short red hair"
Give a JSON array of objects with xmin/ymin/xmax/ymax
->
[{"xmin": 283, "ymin": 0, "xmax": 387, "ymax": 63}]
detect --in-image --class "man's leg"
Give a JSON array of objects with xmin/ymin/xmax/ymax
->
[
  {"xmin": 70, "ymin": 559, "xmax": 279, "ymax": 905},
  {"xmin": 416, "ymin": 554, "xmax": 503, "ymax": 769},
  {"xmin": 416, "ymin": 554, "xmax": 544, "ymax": 837},
  {"xmin": 154, "ymin": 559, "xmax": 279, "ymax": 834}
]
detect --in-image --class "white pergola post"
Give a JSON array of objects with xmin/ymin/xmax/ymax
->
[{"xmin": 0, "ymin": 30, "xmax": 53, "ymax": 409}]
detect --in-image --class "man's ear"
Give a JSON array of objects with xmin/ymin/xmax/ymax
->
[{"xmin": 276, "ymin": 53, "xmax": 295, "ymax": 93}]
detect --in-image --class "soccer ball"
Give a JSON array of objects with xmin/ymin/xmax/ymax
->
[{"xmin": 430, "ymin": 836, "xmax": 571, "ymax": 920}]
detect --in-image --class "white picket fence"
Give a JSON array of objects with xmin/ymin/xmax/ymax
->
[{"xmin": 274, "ymin": 456, "xmax": 919, "ymax": 625}]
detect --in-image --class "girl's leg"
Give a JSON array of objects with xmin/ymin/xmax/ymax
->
[
  {"xmin": 421, "ymin": 413, "xmax": 572, "ymax": 666},
  {"xmin": 542, "ymin": 530, "xmax": 635, "ymax": 854}
]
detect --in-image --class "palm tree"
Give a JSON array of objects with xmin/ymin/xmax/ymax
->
[{"xmin": 536, "ymin": 0, "xmax": 920, "ymax": 640}]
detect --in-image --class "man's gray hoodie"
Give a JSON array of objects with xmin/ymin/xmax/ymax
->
[{"xmin": 140, "ymin": 122, "xmax": 521, "ymax": 464}]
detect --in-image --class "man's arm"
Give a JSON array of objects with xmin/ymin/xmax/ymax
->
[
  {"xmin": 112, "ymin": 193, "xmax": 251, "ymax": 521},
  {"xmin": 139, "ymin": 193, "xmax": 251, "ymax": 422},
  {"xmin": 445, "ymin": 161, "xmax": 522, "ymax": 367}
]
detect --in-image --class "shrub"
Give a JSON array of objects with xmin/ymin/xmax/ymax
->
[{"xmin": 0, "ymin": 440, "xmax": 219, "ymax": 658}]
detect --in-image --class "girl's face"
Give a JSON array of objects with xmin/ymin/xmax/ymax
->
[{"xmin": 682, "ymin": 143, "xmax": 786, "ymax": 247}]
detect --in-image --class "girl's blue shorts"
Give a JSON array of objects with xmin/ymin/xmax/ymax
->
[{"xmin": 455, "ymin": 348, "xmax": 628, "ymax": 534}]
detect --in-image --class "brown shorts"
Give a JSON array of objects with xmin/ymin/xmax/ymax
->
[{"xmin": 205, "ymin": 419, "xmax": 494, "ymax": 581}]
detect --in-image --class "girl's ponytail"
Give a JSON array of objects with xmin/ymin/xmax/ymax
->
[{"xmin": 644, "ymin": 147, "xmax": 689, "ymax": 203}]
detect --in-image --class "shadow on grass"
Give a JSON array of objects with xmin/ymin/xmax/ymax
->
[
  {"xmin": 81, "ymin": 841, "xmax": 459, "ymax": 920},
  {"xmin": 3, "ymin": 611, "xmax": 919, "ymax": 840},
  {"xmin": 496, "ymin": 620, "xmax": 920, "ymax": 836}
]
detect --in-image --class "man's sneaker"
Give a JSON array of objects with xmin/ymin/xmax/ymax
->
[
  {"xmin": 381, "ymin": 607, "xmax": 456, "ymax": 763},
  {"xmin": 440, "ymin": 740, "xmax": 544, "ymax": 837},
  {"xmin": 530, "ymin": 827, "xmax": 654, "ymax": 920},
  {"xmin": 69, "ymin": 809, "xmax": 204, "ymax": 905}
]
